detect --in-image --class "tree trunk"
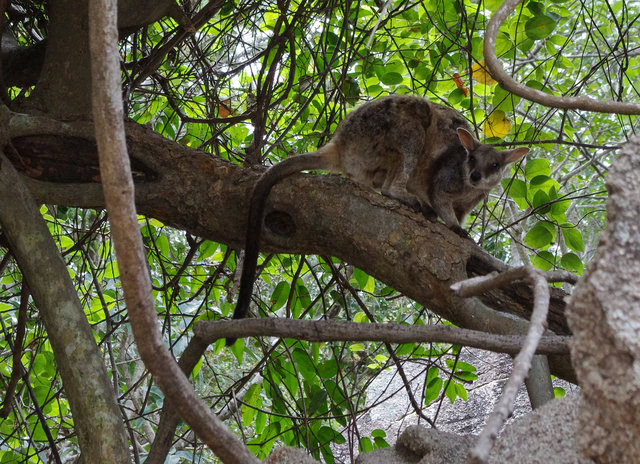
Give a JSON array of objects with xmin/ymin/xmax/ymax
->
[
  {"xmin": 0, "ymin": 152, "xmax": 130, "ymax": 463},
  {"xmin": 567, "ymin": 136, "xmax": 640, "ymax": 462}
]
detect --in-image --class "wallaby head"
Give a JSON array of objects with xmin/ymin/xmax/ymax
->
[{"xmin": 456, "ymin": 128, "xmax": 529, "ymax": 192}]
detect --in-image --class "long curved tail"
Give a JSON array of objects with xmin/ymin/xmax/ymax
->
[{"xmin": 226, "ymin": 145, "xmax": 339, "ymax": 346}]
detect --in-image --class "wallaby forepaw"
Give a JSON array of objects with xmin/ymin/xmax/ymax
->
[
  {"xmin": 451, "ymin": 226, "xmax": 470, "ymax": 238},
  {"xmin": 421, "ymin": 205, "xmax": 438, "ymax": 222}
]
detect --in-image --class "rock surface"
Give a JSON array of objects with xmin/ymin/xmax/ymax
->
[{"xmin": 357, "ymin": 394, "xmax": 591, "ymax": 464}]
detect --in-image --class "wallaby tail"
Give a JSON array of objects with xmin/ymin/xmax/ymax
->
[{"xmin": 226, "ymin": 145, "xmax": 339, "ymax": 346}]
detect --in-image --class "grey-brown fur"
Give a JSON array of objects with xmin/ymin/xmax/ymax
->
[{"xmin": 228, "ymin": 95, "xmax": 529, "ymax": 339}]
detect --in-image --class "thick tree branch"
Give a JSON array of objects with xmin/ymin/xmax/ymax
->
[
  {"xmin": 4, "ymin": 111, "xmax": 574, "ymax": 381},
  {"xmin": 88, "ymin": 2, "xmax": 258, "ymax": 463},
  {"xmin": 484, "ymin": 0, "xmax": 640, "ymax": 114}
]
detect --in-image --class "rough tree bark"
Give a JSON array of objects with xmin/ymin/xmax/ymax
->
[{"xmin": 567, "ymin": 136, "xmax": 640, "ymax": 462}]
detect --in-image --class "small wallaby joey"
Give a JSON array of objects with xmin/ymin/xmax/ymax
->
[{"xmin": 228, "ymin": 95, "xmax": 529, "ymax": 343}]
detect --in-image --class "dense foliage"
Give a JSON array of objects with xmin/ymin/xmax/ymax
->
[{"xmin": 1, "ymin": 0, "xmax": 638, "ymax": 462}]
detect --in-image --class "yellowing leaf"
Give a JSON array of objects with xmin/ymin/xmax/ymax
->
[
  {"xmin": 472, "ymin": 61, "xmax": 497, "ymax": 85},
  {"xmin": 218, "ymin": 99, "xmax": 233, "ymax": 117},
  {"xmin": 482, "ymin": 110, "xmax": 512, "ymax": 138}
]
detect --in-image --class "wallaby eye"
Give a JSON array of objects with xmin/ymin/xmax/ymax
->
[
  {"xmin": 469, "ymin": 155, "xmax": 476, "ymax": 165},
  {"xmin": 491, "ymin": 162, "xmax": 500, "ymax": 171}
]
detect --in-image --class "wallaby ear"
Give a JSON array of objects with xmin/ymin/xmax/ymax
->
[
  {"xmin": 504, "ymin": 146, "xmax": 530, "ymax": 164},
  {"xmin": 456, "ymin": 127, "xmax": 478, "ymax": 151}
]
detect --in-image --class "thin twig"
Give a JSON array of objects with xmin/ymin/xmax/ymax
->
[
  {"xmin": 0, "ymin": 284, "xmax": 29, "ymax": 417},
  {"xmin": 451, "ymin": 267, "xmax": 579, "ymax": 297}
]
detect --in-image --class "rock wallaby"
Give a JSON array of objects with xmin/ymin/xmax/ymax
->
[{"xmin": 228, "ymin": 95, "xmax": 529, "ymax": 344}]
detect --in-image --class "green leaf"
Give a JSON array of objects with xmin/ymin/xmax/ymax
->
[
  {"xmin": 444, "ymin": 381, "xmax": 457, "ymax": 403},
  {"xmin": 353, "ymin": 267, "xmax": 369, "ymax": 289},
  {"xmin": 229, "ymin": 338, "xmax": 245, "ymax": 362},
  {"xmin": 503, "ymin": 178, "xmax": 529, "ymax": 209},
  {"xmin": 308, "ymin": 388, "xmax": 328, "ymax": 414},
  {"xmin": 359, "ymin": 437, "xmax": 373, "ymax": 453},
  {"xmin": 483, "ymin": 0, "xmax": 504, "ymax": 11},
  {"xmin": 270, "ymin": 281, "xmax": 290, "ymax": 311},
  {"xmin": 220, "ymin": 0, "xmax": 237, "ymax": 16},
  {"xmin": 532, "ymin": 189, "xmax": 550, "ymax": 212},
  {"xmin": 241, "ymin": 384, "xmax": 262, "ymax": 426},
  {"xmin": 198, "ymin": 240, "xmax": 218, "ymax": 260},
  {"xmin": 529, "ymin": 174, "xmax": 555, "ymax": 188},
  {"xmin": 454, "ymin": 361, "xmax": 478, "ymax": 381},
  {"xmin": 282, "ymin": 363, "xmax": 299, "ymax": 397},
  {"xmin": 292, "ymin": 348, "xmax": 316, "ymax": 381},
  {"xmin": 374, "ymin": 436, "xmax": 390, "ymax": 449},
  {"xmin": 560, "ymin": 252, "xmax": 584, "ymax": 274},
  {"xmin": 524, "ymin": 159, "xmax": 551, "ymax": 180},
  {"xmin": 0, "ymin": 451, "xmax": 24, "ymax": 464},
  {"xmin": 380, "ymin": 71, "xmax": 403, "ymax": 85},
  {"xmin": 562, "ymin": 226, "xmax": 585, "ymax": 252},
  {"xmin": 425, "ymin": 368, "xmax": 443, "ymax": 405},
  {"xmin": 157, "ymin": 233, "xmax": 170, "ymax": 257},
  {"xmin": 550, "ymin": 197, "xmax": 571, "ymax": 217},
  {"xmin": 343, "ymin": 76, "xmax": 361, "ymax": 103},
  {"xmin": 532, "ymin": 251, "xmax": 555, "ymax": 271},
  {"xmin": 325, "ymin": 380, "xmax": 346, "ymax": 405},
  {"xmin": 103, "ymin": 260, "xmax": 119, "ymax": 279},
  {"xmin": 524, "ymin": 222, "xmax": 554, "ymax": 249},
  {"xmin": 255, "ymin": 422, "xmax": 281, "ymax": 450},
  {"xmin": 293, "ymin": 281, "xmax": 311, "ymax": 316},
  {"xmin": 353, "ymin": 312, "xmax": 369, "ymax": 323},
  {"xmin": 493, "ymin": 85, "xmax": 521, "ymax": 112},
  {"xmin": 318, "ymin": 359, "xmax": 338, "ymax": 378},
  {"xmin": 32, "ymin": 420, "xmax": 56, "ymax": 441},
  {"xmin": 349, "ymin": 343, "xmax": 365, "ymax": 352},
  {"xmin": 33, "ymin": 385, "xmax": 53, "ymax": 405},
  {"xmin": 455, "ymin": 383, "xmax": 468, "ymax": 401},
  {"xmin": 255, "ymin": 411, "xmax": 267, "ymax": 435},
  {"xmin": 318, "ymin": 425, "xmax": 343, "ymax": 445},
  {"xmin": 33, "ymin": 351, "xmax": 57, "ymax": 379},
  {"xmin": 526, "ymin": 1, "xmax": 545, "ymax": 15},
  {"xmin": 525, "ymin": 15, "xmax": 557, "ymax": 40}
]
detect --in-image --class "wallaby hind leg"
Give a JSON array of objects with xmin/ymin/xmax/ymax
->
[{"xmin": 381, "ymin": 149, "xmax": 422, "ymax": 212}]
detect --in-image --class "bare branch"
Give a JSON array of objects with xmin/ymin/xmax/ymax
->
[
  {"xmin": 88, "ymin": 1, "xmax": 258, "ymax": 462},
  {"xmin": 484, "ymin": 0, "xmax": 640, "ymax": 114},
  {"xmin": 452, "ymin": 267, "xmax": 579, "ymax": 297},
  {"xmin": 193, "ymin": 319, "xmax": 570, "ymax": 356},
  {"xmin": 461, "ymin": 266, "xmax": 551, "ymax": 463}
]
